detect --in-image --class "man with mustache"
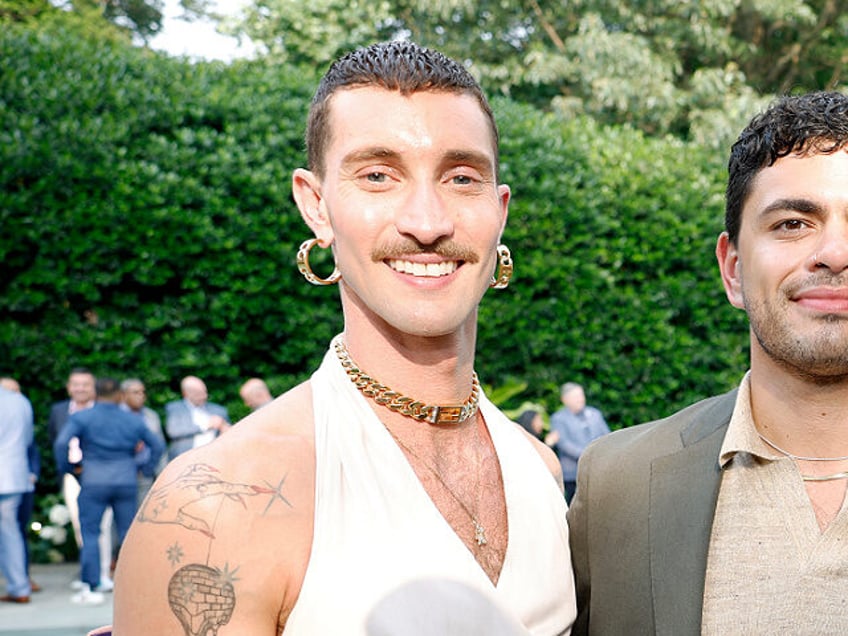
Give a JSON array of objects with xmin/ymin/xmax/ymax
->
[
  {"xmin": 568, "ymin": 91, "xmax": 848, "ymax": 634},
  {"xmin": 113, "ymin": 41, "xmax": 576, "ymax": 635}
]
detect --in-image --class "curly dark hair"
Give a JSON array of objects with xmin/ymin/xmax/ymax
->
[
  {"xmin": 305, "ymin": 40, "xmax": 498, "ymax": 178},
  {"xmin": 725, "ymin": 91, "xmax": 848, "ymax": 243}
]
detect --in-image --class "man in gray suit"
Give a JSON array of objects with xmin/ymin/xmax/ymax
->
[
  {"xmin": 165, "ymin": 376, "xmax": 230, "ymax": 460},
  {"xmin": 568, "ymin": 91, "xmax": 848, "ymax": 634},
  {"xmin": 0, "ymin": 383, "xmax": 34, "ymax": 603}
]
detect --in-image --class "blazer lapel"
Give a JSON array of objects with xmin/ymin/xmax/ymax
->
[{"xmin": 649, "ymin": 390, "xmax": 736, "ymax": 636}]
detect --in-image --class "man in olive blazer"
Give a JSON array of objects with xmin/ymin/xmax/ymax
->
[
  {"xmin": 570, "ymin": 90, "xmax": 848, "ymax": 635},
  {"xmin": 566, "ymin": 389, "xmax": 736, "ymax": 635}
]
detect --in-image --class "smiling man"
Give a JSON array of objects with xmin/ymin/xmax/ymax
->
[
  {"xmin": 568, "ymin": 91, "xmax": 848, "ymax": 635},
  {"xmin": 112, "ymin": 42, "xmax": 576, "ymax": 635}
]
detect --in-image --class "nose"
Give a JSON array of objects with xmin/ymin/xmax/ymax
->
[
  {"xmin": 394, "ymin": 181, "xmax": 454, "ymax": 246},
  {"xmin": 811, "ymin": 220, "xmax": 848, "ymax": 273}
]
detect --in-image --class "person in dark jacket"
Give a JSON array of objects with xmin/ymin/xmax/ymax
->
[{"xmin": 54, "ymin": 377, "xmax": 164, "ymax": 600}]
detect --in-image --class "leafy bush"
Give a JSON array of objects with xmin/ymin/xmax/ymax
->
[
  {"xmin": 484, "ymin": 101, "xmax": 749, "ymax": 427},
  {"xmin": 28, "ymin": 495, "xmax": 78, "ymax": 563}
]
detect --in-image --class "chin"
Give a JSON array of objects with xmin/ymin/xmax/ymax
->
[{"xmin": 383, "ymin": 311, "xmax": 468, "ymax": 339}]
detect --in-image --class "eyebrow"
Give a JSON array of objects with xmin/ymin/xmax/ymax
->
[
  {"xmin": 759, "ymin": 197, "xmax": 825, "ymax": 217},
  {"xmin": 340, "ymin": 147, "xmax": 495, "ymax": 175},
  {"xmin": 341, "ymin": 147, "xmax": 400, "ymax": 169},
  {"xmin": 441, "ymin": 149, "xmax": 496, "ymax": 176}
]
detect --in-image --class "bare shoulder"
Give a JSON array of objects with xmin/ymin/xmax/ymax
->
[
  {"xmin": 518, "ymin": 426, "xmax": 565, "ymax": 494},
  {"xmin": 114, "ymin": 381, "xmax": 316, "ymax": 635}
]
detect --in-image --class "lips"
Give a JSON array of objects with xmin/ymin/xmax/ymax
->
[
  {"xmin": 386, "ymin": 259, "xmax": 459, "ymax": 277},
  {"xmin": 794, "ymin": 287, "xmax": 848, "ymax": 313}
]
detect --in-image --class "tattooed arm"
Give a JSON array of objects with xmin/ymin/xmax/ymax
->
[{"xmin": 113, "ymin": 382, "xmax": 316, "ymax": 635}]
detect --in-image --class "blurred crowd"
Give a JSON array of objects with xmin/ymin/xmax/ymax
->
[{"xmin": 0, "ymin": 369, "xmax": 273, "ymax": 605}]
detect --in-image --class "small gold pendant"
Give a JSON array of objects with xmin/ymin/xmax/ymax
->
[{"xmin": 473, "ymin": 520, "xmax": 487, "ymax": 546}]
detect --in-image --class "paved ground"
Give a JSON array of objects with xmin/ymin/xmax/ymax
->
[{"xmin": 0, "ymin": 562, "xmax": 112, "ymax": 635}]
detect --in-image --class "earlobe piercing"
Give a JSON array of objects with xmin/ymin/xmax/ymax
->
[
  {"xmin": 297, "ymin": 238, "xmax": 341, "ymax": 285},
  {"xmin": 490, "ymin": 244, "xmax": 513, "ymax": 289}
]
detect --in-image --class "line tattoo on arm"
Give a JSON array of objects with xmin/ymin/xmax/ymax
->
[
  {"xmin": 137, "ymin": 462, "xmax": 291, "ymax": 536},
  {"xmin": 136, "ymin": 463, "xmax": 292, "ymax": 634}
]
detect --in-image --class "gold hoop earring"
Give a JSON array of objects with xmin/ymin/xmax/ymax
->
[
  {"xmin": 490, "ymin": 244, "xmax": 513, "ymax": 289},
  {"xmin": 297, "ymin": 238, "xmax": 341, "ymax": 286}
]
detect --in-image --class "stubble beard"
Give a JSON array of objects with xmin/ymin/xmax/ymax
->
[{"xmin": 746, "ymin": 294, "xmax": 848, "ymax": 382}]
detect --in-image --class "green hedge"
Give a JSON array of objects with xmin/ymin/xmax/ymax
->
[
  {"xmin": 484, "ymin": 101, "xmax": 749, "ymax": 425},
  {"xmin": 1, "ymin": 23, "xmax": 750, "ymax": 497}
]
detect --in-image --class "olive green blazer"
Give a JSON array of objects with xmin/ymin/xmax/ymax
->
[{"xmin": 566, "ymin": 390, "xmax": 737, "ymax": 636}]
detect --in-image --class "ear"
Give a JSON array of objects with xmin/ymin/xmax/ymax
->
[
  {"xmin": 716, "ymin": 232, "xmax": 744, "ymax": 309},
  {"xmin": 292, "ymin": 168, "xmax": 334, "ymax": 246},
  {"xmin": 496, "ymin": 183, "xmax": 511, "ymax": 237}
]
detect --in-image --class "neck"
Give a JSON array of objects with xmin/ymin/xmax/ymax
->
[
  {"xmin": 342, "ymin": 325, "xmax": 477, "ymax": 408},
  {"xmin": 749, "ymin": 361, "xmax": 848, "ymax": 457}
]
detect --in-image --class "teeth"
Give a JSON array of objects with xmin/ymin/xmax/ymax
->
[{"xmin": 387, "ymin": 259, "xmax": 458, "ymax": 277}]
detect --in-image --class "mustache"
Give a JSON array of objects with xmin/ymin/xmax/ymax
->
[
  {"xmin": 785, "ymin": 273, "xmax": 848, "ymax": 294},
  {"xmin": 372, "ymin": 240, "xmax": 480, "ymax": 264}
]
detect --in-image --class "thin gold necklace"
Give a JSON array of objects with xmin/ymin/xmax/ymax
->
[
  {"xmin": 387, "ymin": 427, "xmax": 488, "ymax": 547},
  {"xmin": 334, "ymin": 338, "xmax": 480, "ymax": 425}
]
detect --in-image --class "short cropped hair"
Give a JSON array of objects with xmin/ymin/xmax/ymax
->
[
  {"xmin": 726, "ymin": 91, "xmax": 848, "ymax": 243},
  {"xmin": 121, "ymin": 378, "xmax": 144, "ymax": 391},
  {"xmin": 560, "ymin": 382, "xmax": 581, "ymax": 397},
  {"xmin": 95, "ymin": 377, "xmax": 121, "ymax": 398},
  {"xmin": 305, "ymin": 40, "xmax": 499, "ymax": 179}
]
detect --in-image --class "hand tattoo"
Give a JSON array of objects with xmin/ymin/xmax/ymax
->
[{"xmin": 137, "ymin": 463, "xmax": 276, "ymax": 537}]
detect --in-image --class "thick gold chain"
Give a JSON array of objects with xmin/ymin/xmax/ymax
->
[{"xmin": 333, "ymin": 338, "xmax": 480, "ymax": 425}]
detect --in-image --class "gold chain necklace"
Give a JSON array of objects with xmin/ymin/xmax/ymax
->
[
  {"xmin": 387, "ymin": 428, "xmax": 488, "ymax": 547},
  {"xmin": 334, "ymin": 338, "xmax": 480, "ymax": 425}
]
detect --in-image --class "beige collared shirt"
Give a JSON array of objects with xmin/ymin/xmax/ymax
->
[{"xmin": 702, "ymin": 372, "xmax": 848, "ymax": 635}]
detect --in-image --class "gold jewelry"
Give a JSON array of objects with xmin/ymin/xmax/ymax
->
[
  {"xmin": 489, "ymin": 244, "xmax": 513, "ymax": 289},
  {"xmin": 757, "ymin": 432, "xmax": 848, "ymax": 462},
  {"xmin": 297, "ymin": 238, "xmax": 341, "ymax": 285},
  {"xmin": 333, "ymin": 338, "xmax": 480, "ymax": 425},
  {"xmin": 801, "ymin": 471, "xmax": 848, "ymax": 482},
  {"xmin": 387, "ymin": 428, "xmax": 487, "ymax": 547}
]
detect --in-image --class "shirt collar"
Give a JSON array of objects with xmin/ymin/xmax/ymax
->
[
  {"xmin": 719, "ymin": 371, "xmax": 784, "ymax": 468},
  {"xmin": 184, "ymin": 398, "xmax": 205, "ymax": 411},
  {"xmin": 69, "ymin": 400, "xmax": 94, "ymax": 414}
]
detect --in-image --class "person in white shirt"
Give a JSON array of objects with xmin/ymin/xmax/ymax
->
[{"xmin": 113, "ymin": 41, "xmax": 576, "ymax": 635}]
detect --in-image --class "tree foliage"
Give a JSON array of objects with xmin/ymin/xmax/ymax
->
[
  {"xmin": 0, "ymin": 0, "xmax": 213, "ymax": 41},
  {"xmin": 232, "ymin": 0, "xmax": 848, "ymax": 144}
]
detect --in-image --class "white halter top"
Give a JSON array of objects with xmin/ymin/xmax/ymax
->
[{"xmin": 283, "ymin": 339, "xmax": 576, "ymax": 635}]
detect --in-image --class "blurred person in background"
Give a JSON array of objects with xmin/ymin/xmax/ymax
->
[
  {"xmin": 46, "ymin": 367, "xmax": 114, "ymax": 589},
  {"xmin": 550, "ymin": 382, "xmax": 610, "ymax": 502},
  {"xmin": 54, "ymin": 377, "xmax": 164, "ymax": 604},
  {"xmin": 239, "ymin": 377, "xmax": 273, "ymax": 411},
  {"xmin": 1, "ymin": 377, "xmax": 42, "ymax": 594},
  {"xmin": 165, "ymin": 375, "xmax": 230, "ymax": 460},
  {"xmin": 120, "ymin": 378, "xmax": 166, "ymax": 505},
  {"xmin": 516, "ymin": 406, "xmax": 559, "ymax": 448},
  {"xmin": 0, "ymin": 379, "xmax": 34, "ymax": 603}
]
